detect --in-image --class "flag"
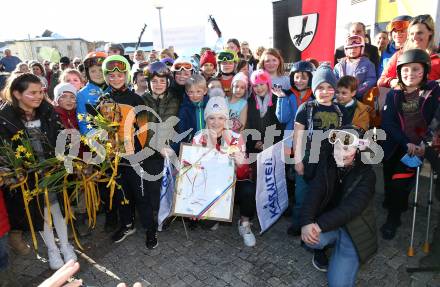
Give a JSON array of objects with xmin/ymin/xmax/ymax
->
[
  {"xmin": 158, "ymin": 156, "xmax": 175, "ymax": 227},
  {"xmin": 256, "ymin": 140, "xmax": 289, "ymax": 234}
]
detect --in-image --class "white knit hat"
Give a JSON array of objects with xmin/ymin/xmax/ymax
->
[
  {"xmin": 53, "ymin": 83, "xmax": 77, "ymax": 104},
  {"xmin": 204, "ymin": 96, "xmax": 229, "ymax": 120}
]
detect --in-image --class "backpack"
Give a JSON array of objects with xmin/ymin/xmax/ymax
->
[{"xmin": 302, "ymin": 101, "xmax": 342, "ymax": 182}]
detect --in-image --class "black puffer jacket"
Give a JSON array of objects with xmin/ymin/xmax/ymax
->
[
  {"xmin": 300, "ymin": 149, "xmax": 377, "ymax": 263},
  {"xmin": 141, "ymin": 89, "xmax": 181, "ymax": 159},
  {"xmin": 246, "ymin": 94, "xmax": 283, "ymax": 154},
  {"xmin": 0, "ymin": 100, "xmax": 64, "ymax": 231}
]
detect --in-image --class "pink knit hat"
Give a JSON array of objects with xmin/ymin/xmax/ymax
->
[{"xmin": 250, "ymin": 69, "xmax": 273, "ymax": 109}]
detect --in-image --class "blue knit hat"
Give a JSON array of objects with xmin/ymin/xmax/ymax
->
[{"xmin": 311, "ymin": 64, "xmax": 337, "ymax": 94}]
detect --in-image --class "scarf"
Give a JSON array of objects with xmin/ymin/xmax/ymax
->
[{"xmin": 255, "ymin": 93, "xmax": 271, "ymax": 118}]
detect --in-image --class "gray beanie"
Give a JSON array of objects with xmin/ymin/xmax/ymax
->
[{"xmin": 311, "ymin": 63, "xmax": 337, "ymax": 94}]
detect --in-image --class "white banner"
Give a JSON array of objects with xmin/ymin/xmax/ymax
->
[
  {"xmin": 256, "ymin": 140, "xmax": 288, "ymax": 234},
  {"xmin": 158, "ymin": 156, "xmax": 175, "ymax": 227}
]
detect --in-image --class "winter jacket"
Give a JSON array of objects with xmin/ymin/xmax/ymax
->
[
  {"xmin": 378, "ymin": 42, "xmax": 400, "ymax": 77},
  {"xmin": 175, "ymin": 94, "xmax": 209, "ymax": 152},
  {"xmin": 276, "ymin": 88, "xmax": 313, "ymax": 149},
  {"xmin": 100, "ymin": 87, "xmax": 148, "ymax": 156},
  {"xmin": 142, "ymin": 90, "xmax": 181, "ymax": 159},
  {"xmin": 338, "ymin": 99, "xmax": 371, "ymax": 132},
  {"xmin": 0, "ymin": 189, "xmax": 10, "ymax": 238},
  {"xmin": 192, "ymin": 130, "xmax": 251, "ymax": 180},
  {"xmin": 246, "ymin": 94, "xmax": 283, "ymax": 154},
  {"xmin": 300, "ymin": 150, "xmax": 377, "ymax": 263},
  {"xmin": 381, "ymin": 81, "xmax": 440, "ymax": 159},
  {"xmin": 378, "ymin": 52, "xmax": 440, "ymax": 88},
  {"xmin": 334, "ymin": 56, "xmax": 377, "ymax": 100},
  {"xmin": 0, "ymin": 101, "xmax": 64, "ymax": 231},
  {"xmin": 76, "ymin": 82, "xmax": 108, "ymax": 135},
  {"xmin": 54, "ymin": 106, "xmax": 84, "ymax": 158},
  {"xmin": 334, "ymin": 43, "xmax": 380, "ymax": 71},
  {"xmin": 54, "ymin": 106, "xmax": 79, "ymax": 130}
]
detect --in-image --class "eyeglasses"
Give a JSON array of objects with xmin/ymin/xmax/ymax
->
[
  {"xmin": 217, "ymin": 52, "xmax": 235, "ymax": 62},
  {"xmin": 104, "ymin": 60, "xmax": 128, "ymax": 73},
  {"xmin": 59, "ymin": 93, "xmax": 77, "ymax": 101},
  {"xmin": 172, "ymin": 62, "xmax": 193, "ymax": 72}
]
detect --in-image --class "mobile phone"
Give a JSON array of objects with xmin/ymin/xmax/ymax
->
[{"xmin": 273, "ymin": 84, "xmax": 282, "ymax": 89}]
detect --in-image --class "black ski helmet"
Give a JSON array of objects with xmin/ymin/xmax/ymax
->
[
  {"xmin": 289, "ymin": 60, "xmax": 315, "ymax": 89},
  {"xmin": 397, "ymin": 49, "xmax": 431, "ymax": 85}
]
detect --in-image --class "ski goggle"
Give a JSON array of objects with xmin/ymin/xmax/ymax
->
[
  {"xmin": 172, "ymin": 62, "xmax": 193, "ymax": 72},
  {"xmin": 217, "ymin": 52, "xmax": 235, "ymax": 62},
  {"xmin": 387, "ymin": 20, "xmax": 410, "ymax": 32},
  {"xmin": 104, "ymin": 60, "xmax": 128, "ymax": 73},
  {"xmin": 143, "ymin": 68, "xmax": 169, "ymax": 79},
  {"xmin": 328, "ymin": 129, "xmax": 369, "ymax": 149},
  {"xmin": 85, "ymin": 57, "xmax": 105, "ymax": 67}
]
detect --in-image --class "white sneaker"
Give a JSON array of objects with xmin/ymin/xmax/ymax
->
[
  {"xmin": 48, "ymin": 248, "xmax": 64, "ymax": 270},
  {"xmin": 238, "ymin": 220, "xmax": 256, "ymax": 247},
  {"xmin": 60, "ymin": 243, "xmax": 77, "ymax": 263}
]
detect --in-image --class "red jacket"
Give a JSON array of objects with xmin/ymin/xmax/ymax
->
[
  {"xmin": 0, "ymin": 189, "xmax": 10, "ymax": 237},
  {"xmin": 378, "ymin": 51, "xmax": 440, "ymax": 88},
  {"xmin": 192, "ymin": 130, "xmax": 251, "ymax": 180},
  {"xmin": 54, "ymin": 106, "xmax": 79, "ymax": 130}
]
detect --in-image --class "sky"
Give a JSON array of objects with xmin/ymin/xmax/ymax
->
[{"xmin": 3, "ymin": 0, "xmax": 274, "ymax": 54}]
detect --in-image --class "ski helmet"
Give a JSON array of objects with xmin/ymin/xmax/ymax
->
[
  {"xmin": 344, "ymin": 35, "xmax": 365, "ymax": 56},
  {"xmin": 102, "ymin": 55, "xmax": 131, "ymax": 85},
  {"xmin": 144, "ymin": 61, "xmax": 171, "ymax": 93},
  {"xmin": 289, "ymin": 60, "xmax": 315, "ymax": 88},
  {"xmin": 397, "ymin": 48, "xmax": 431, "ymax": 85},
  {"xmin": 171, "ymin": 56, "xmax": 194, "ymax": 73},
  {"xmin": 83, "ymin": 51, "xmax": 107, "ymax": 81}
]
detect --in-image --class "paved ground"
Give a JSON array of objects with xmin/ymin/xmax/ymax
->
[{"xmin": 9, "ymin": 166, "xmax": 440, "ymax": 287}]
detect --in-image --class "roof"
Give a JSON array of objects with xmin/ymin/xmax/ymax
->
[{"xmin": 14, "ymin": 37, "xmax": 90, "ymax": 43}]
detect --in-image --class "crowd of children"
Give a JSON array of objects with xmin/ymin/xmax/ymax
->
[{"xmin": 0, "ymin": 14, "xmax": 439, "ymax": 287}]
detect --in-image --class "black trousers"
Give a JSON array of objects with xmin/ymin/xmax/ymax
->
[
  {"xmin": 4, "ymin": 189, "xmax": 44, "ymax": 231},
  {"xmin": 383, "ymin": 149, "xmax": 417, "ymax": 213},
  {"xmin": 235, "ymin": 180, "xmax": 256, "ymax": 218},
  {"xmin": 118, "ymin": 159, "xmax": 163, "ymax": 232}
]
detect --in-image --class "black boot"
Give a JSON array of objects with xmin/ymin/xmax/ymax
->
[{"xmin": 380, "ymin": 211, "xmax": 402, "ymax": 240}]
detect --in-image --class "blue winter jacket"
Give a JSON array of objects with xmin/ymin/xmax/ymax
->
[
  {"xmin": 378, "ymin": 42, "xmax": 399, "ymax": 78},
  {"xmin": 76, "ymin": 82, "xmax": 108, "ymax": 135},
  {"xmin": 381, "ymin": 81, "xmax": 440, "ymax": 159},
  {"xmin": 173, "ymin": 94, "xmax": 209, "ymax": 153},
  {"xmin": 276, "ymin": 89, "xmax": 304, "ymax": 148},
  {"xmin": 334, "ymin": 56, "xmax": 377, "ymax": 100}
]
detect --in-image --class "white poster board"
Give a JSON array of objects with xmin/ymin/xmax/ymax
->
[{"xmin": 172, "ymin": 144, "xmax": 236, "ymax": 222}]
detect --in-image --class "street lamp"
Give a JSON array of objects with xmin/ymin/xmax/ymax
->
[{"xmin": 153, "ymin": 0, "xmax": 165, "ymax": 49}]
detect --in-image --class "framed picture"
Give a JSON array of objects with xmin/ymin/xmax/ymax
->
[{"xmin": 172, "ymin": 143, "xmax": 236, "ymax": 222}]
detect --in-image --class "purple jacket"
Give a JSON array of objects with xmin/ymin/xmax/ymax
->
[{"xmin": 334, "ymin": 56, "xmax": 377, "ymax": 100}]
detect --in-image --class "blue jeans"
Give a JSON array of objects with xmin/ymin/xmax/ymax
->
[
  {"xmin": 306, "ymin": 228, "xmax": 359, "ymax": 287},
  {"xmin": 292, "ymin": 173, "xmax": 308, "ymax": 228},
  {"xmin": 0, "ymin": 235, "xmax": 8, "ymax": 270}
]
